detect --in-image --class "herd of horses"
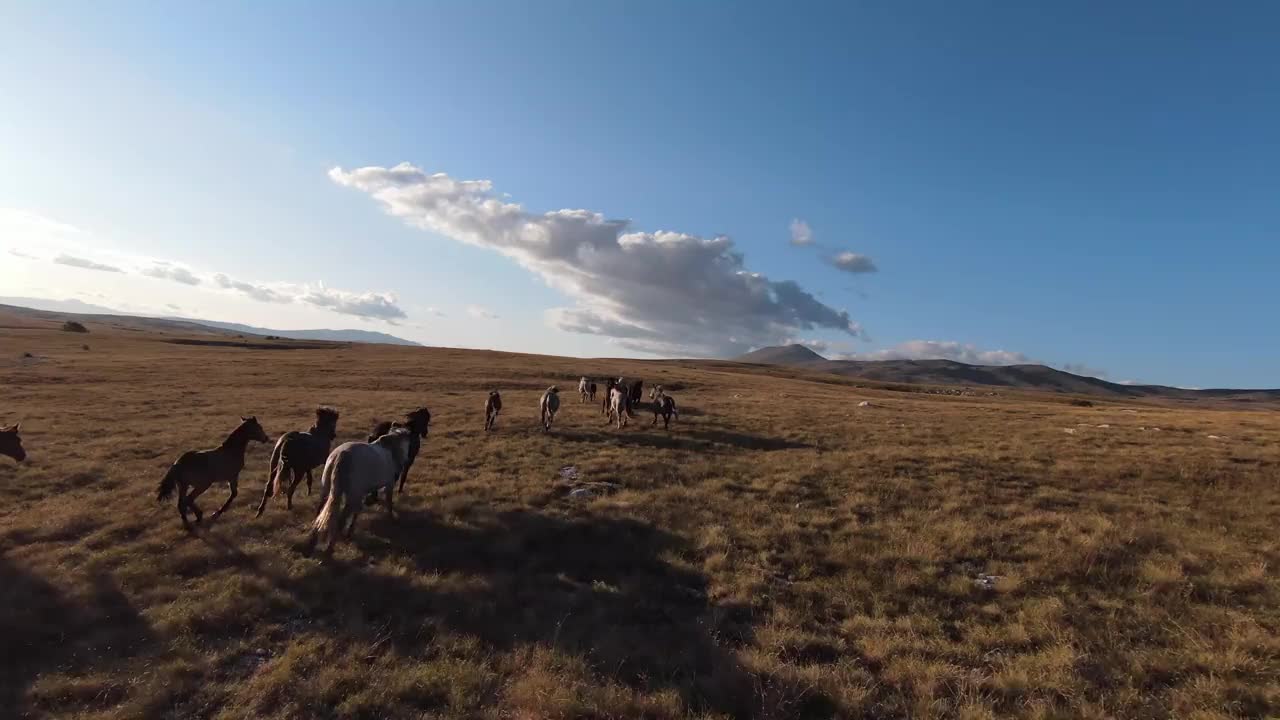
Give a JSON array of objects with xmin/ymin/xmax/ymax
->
[{"xmin": 0, "ymin": 376, "xmax": 678, "ymax": 557}]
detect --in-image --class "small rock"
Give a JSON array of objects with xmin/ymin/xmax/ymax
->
[
  {"xmin": 858, "ymin": 401, "xmax": 871, "ymax": 407},
  {"xmin": 1063, "ymin": 428, "xmax": 1076, "ymax": 435},
  {"xmin": 568, "ymin": 487, "xmax": 594, "ymax": 500}
]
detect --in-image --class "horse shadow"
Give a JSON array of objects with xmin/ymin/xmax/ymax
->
[
  {"xmin": 0, "ymin": 555, "xmax": 157, "ymax": 714},
  {"xmin": 219, "ymin": 506, "xmax": 835, "ymax": 718}
]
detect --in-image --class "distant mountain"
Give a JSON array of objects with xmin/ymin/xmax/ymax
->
[
  {"xmin": 184, "ymin": 319, "xmax": 420, "ymax": 346},
  {"xmin": 0, "ymin": 296, "xmax": 121, "ymax": 315},
  {"xmin": 0, "ymin": 297, "xmax": 420, "ymax": 347},
  {"xmin": 737, "ymin": 343, "xmax": 828, "ymax": 365},
  {"xmin": 735, "ymin": 344, "xmax": 1280, "ymax": 401}
]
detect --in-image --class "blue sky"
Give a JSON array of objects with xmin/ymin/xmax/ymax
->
[{"xmin": 1, "ymin": 2, "xmax": 1277, "ymax": 387}]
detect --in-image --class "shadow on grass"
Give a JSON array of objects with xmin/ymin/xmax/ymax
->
[
  {"xmin": 556, "ymin": 425, "xmax": 812, "ymax": 452},
  {"xmin": 0, "ymin": 555, "xmax": 157, "ymax": 714},
  {"xmin": 205, "ymin": 507, "xmax": 834, "ymax": 718}
]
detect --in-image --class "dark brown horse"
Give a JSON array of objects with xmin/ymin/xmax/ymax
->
[
  {"xmin": 156, "ymin": 416, "xmax": 269, "ymax": 529},
  {"xmin": 484, "ymin": 391, "xmax": 502, "ymax": 432},
  {"xmin": 366, "ymin": 407, "xmax": 430, "ymax": 493},
  {"xmin": 255, "ymin": 407, "xmax": 339, "ymax": 517},
  {"xmin": 0, "ymin": 423, "xmax": 24, "ymax": 462}
]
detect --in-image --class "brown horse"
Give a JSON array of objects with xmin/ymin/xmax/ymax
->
[
  {"xmin": 156, "ymin": 416, "xmax": 269, "ymax": 529},
  {"xmin": 366, "ymin": 407, "xmax": 431, "ymax": 493},
  {"xmin": 0, "ymin": 423, "xmax": 24, "ymax": 462},
  {"xmin": 255, "ymin": 407, "xmax": 339, "ymax": 517},
  {"xmin": 484, "ymin": 391, "xmax": 502, "ymax": 432}
]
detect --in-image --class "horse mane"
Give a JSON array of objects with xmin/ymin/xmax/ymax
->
[
  {"xmin": 315, "ymin": 406, "xmax": 339, "ymax": 424},
  {"xmin": 367, "ymin": 419, "xmax": 395, "ymax": 442},
  {"xmin": 374, "ymin": 427, "xmax": 413, "ymax": 465},
  {"xmin": 404, "ymin": 407, "xmax": 431, "ymax": 435}
]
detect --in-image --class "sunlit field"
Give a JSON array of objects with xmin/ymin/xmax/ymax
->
[{"xmin": 2, "ymin": 314, "xmax": 1277, "ymax": 719}]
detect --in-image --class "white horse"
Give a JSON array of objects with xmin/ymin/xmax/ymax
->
[
  {"xmin": 578, "ymin": 377, "xmax": 590, "ymax": 403},
  {"xmin": 540, "ymin": 386, "xmax": 561, "ymax": 432},
  {"xmin": 607, "ymin": 386, "xmax": 629, "ymax": 429},
  {"xmin": 305, "ymin": 427, "xmax": 413, "ymax": 556}
]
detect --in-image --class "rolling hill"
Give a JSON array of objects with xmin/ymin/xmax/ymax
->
[
  {"xmin": 0, "ymin": 297, "xmax": 420, "ymax": 346},
  {"xmin": 736, "ymin": 344, "xmax": 1280, "ymax": 401}
]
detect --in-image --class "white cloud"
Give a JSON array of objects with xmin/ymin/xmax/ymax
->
[
  {"xmin": 466, "ymin": 305, "xmax": 499, "ymax": 320},
  {"xmin": 827, "ymin": 251, "xmax": 878, "ymax": 274},
  {"xmin": 299, "ymin": 284, "xmax": 406, "ymax": 322},
  {"xmin": 142, "ymin": 262, "xmax": 201, "ymax": 285},
  {"xmin": 789, "ymin": 218, "xmax": 814, "ymax": 247},
  {"xmin": 212, "ymin": 273, "xmax": 293, "ymax": 304},
  {"xmin": 210, "ymin": 273, "xmax": 406, "ymax": 321},
  {"xmin": 331, "ymin": 163, "xmax": 860, "ymax": 356},
  {"xmin": 7, "ymin": 248, "xmax": 36, "ymax": 259},
  {"xmin": 839, "ymin": 340, "xmax": 1033, "ymax": 365},
  {"xmin": 53, "ymin": 254, "xmax": 124, "ymax": 273}
]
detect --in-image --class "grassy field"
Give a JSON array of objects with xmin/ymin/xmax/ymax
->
[{"xmin": 1, "ymin": 316, "xmax": 1277, "ymax": 719}]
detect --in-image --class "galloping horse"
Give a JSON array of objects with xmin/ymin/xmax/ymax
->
[
  {"xmin": 484, "ymin": 391, "xmax": 503, "ymax": 432},
  {"xmin": 306, "ymin": 427, "xmax": 414, "ymax": 556},
  {"xmin": 578, "ymin": 377, "xmax": 591, "ymax": 403},
  {"xmin": 367, "ymin": 407, "xmax": 431, "ymax": 493},
  {"xmin": 0, "ymin": 423, "xmax": 24, "ymax": 462},
  {"xmin": 255, "ymin": 407, "xmax": 339, "ymax": 517},
  {"xmin": 157, "ymin": 416, "xmax": 270, "ymax": 529},
  {"xmin": 649, "ymin": 386, "xmax": 679, "ymax": 429},
  {"xmin": 540, "ymin": 387, "xmax": 561, "ymax": 432},
  {"xmin": 607, "ymin": 386, "xmax": 629, "ymax": 429}
]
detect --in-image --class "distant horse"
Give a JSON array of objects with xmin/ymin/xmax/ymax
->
[
  {"xmin": 0, "ymin": 423, "xmax": 25, "ymax": 462},
  {"xmin": 629, "ymin": 379, "xmax": 644, "ymax": 407},
  {"xmin": 578, "ymin": 377, "xmax": 590, "ymax": 403},
  {"xmin": 156, "ymin": 416, "xmax": 270, "ymax": 529},
  {"xmin": 366, "ymin": 407, "xmax": 431, "ymax": 493},
  {"xmin": 484, "ymin": 391, "xmax": 502, "ymax": 431},
  {"xmin": 305, "ymin": 427, "xmax": 414, "ymax": 556},
  {"xmin": 650, "ymin": 387, "xmax": 678, "ymax": 429},
  {"xmin": 602, "ymin": 378, "xmax": 618, "ymax": 415},
  {"xmin": 588, "ymin": 381, "xmax": 597, "ymax": 402},
  {"xmin": 255, "ymin": 407, "xmax": 339, "ymax": 517},
  {"xmin": 607, "ymin": 386, "xmax": 629, "ymax": 429},
  {"xmin": 540, "ymin": 387, "xmax": 561, "ymax": 432}
]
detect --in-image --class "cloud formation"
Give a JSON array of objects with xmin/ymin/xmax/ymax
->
[
  {"xmin": 789, "ymin": 219, "xmax": 814, "ymax": 247},
  {"xmin": 142, "ymin": 262, "xmax": 201, "ymax": 285},
  {"xmin": 211, "ymin": 273, "xmax": 406, "ymax": 321},
  {"xmin": 331, "ymin": 163, "xmax": 860, "ymax": 356},
  {"xmin": 466, "ymin": 305, "xmax": 499, "ymax": 320},
  {"xmin": 299, "ymin": 285, "xmax": 406, "ymax": 322},
  {"xmin": 213, "ymin": 273, "xmax": 292, "ymax": 303},
  {"xmin": 841, "ymin": 340, "xmax": 1032, "ymax": 365},
  {"xmin": 7, "ymin": 249, "xmax": 36, "ymax": 259},
  {"xmin": 53, "ymin": 254, "xmax": 123, "ymax": 273},
  {"xmin": 827, "ymin": 251, "xmax": 878, "ymax": 274}
]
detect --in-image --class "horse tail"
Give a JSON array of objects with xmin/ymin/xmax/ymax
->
[
  {"xmin": 156, "ymin": 452, "xmax": 192, "ymax": 502},
  {"xmin": 268, "ymin": 436, "xmax": 285, "ymax": 496},
  {"xmin": 311, "ymin": 451, "xmax": 347, "ymax": 550}
]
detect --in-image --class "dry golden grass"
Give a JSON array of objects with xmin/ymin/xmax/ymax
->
[{"xmin": 1, "ymin": 317, "xmax": 1278, "ymax": 719}]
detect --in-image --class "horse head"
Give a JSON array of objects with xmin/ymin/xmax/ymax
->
[
  {"xmin": 0, "ymin": 423, "xmax": 25, "ymax": 462},
  {"xmin": 404, "ymin": 407, "xmax": 432, "ymax": 437},
  {"xmin": 239, "ymin": 416, "xmax": 271, "ymax": 444}
]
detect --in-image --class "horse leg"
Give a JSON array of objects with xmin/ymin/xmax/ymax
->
[
  {"xmin": 344, "ymin": 508, "xmax": 360, "ymax": 539},
  {"xmin": 286, "ymin": 468, "xmax": 305, "ymax": 509},
  {"xmin": 398, "ymin": 460, "xmax": 413, "ymax": 494},
  {"xmin": 385, "ymin": 484, "xmax": 396, "ymax": 520},
  {"xmin": 306, "ymin": 468, "xmax": 314, "ymax": 495},
  {"xmin": 211, "ymin": 479, "xmax": 237, "ymax": 520},
  {"xmin": 254, "ymin": 473, "xmax": 273, "ymax": 517},
  {"xmin": 177, "ymin": 486, "xmax": 192, "ymax": 529}
]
